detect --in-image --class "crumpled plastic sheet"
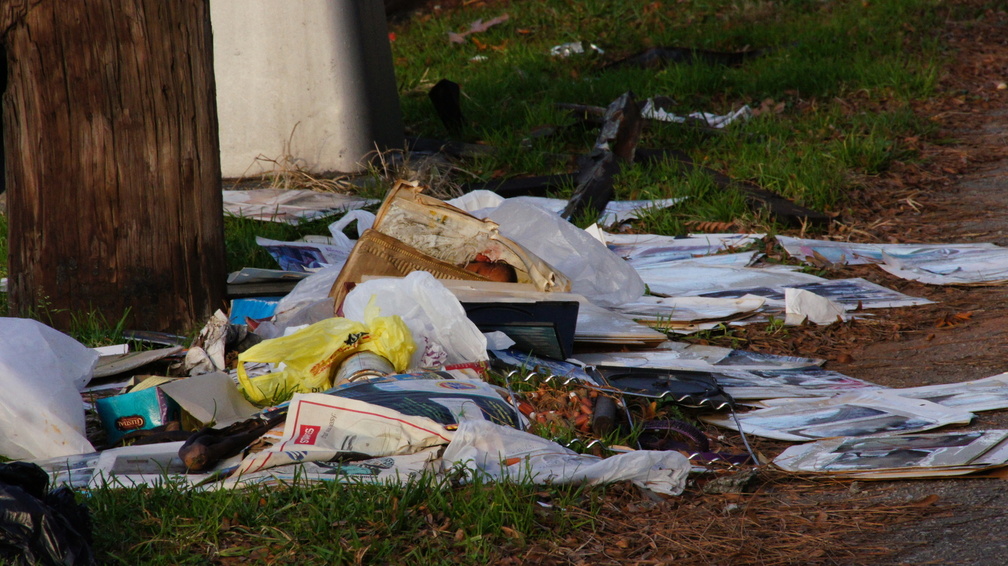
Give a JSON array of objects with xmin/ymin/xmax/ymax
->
[
  {"xmin": 488, "ymin": 199, "xmax": 645, "ymax": 307},
  {"xmin": 0, "ymin": 461, "xmax": 95, "ymax": 566},
  {"xmin": 442, "ymin": 420, "xmax": 690, "ymax": 495},
  {"xmin": 0, "ymin": 319, "xmax": 98, "ymax": 460}
]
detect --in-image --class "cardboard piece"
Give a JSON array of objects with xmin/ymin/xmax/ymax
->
[
  {"xmin": 329, "ymin": 183, "xmax": 570, "ymax": 310},
  {"xmin": 159, "ymin": 372, "xmax": 260, "ymax": 428}
]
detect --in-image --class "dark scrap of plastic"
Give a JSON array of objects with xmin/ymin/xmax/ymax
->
[
  {"xmin": 0, "ymin": 462, "xmax": 96, "ymax": 566},
  {"xmin": 561, "ymin": 91, "xmax": 642, "ymax": 222},
  {"xmin": 463, "ymin": 300, "xmax": 579, "ymax": 361},
  {"xmin": 638, "ymin": 419, "xmax": 752, "ymax": 466},
  {"xmin": 591, "ymin": 395, "xmax": 618, "ymax": 436},
  {"xmin": 603, "ymin": 46, "xmax": 770, "ymax": 70},
  {"xmin": 179, "ymin": 413, "xmax": 286, "ymax": 473},
  {"xmin": 428, "ymin": 78, "xmax": 466, "ymax": 135},
  {"xmin": 591, "ymin": 366, "xmax": 735, "ymax": 410}
]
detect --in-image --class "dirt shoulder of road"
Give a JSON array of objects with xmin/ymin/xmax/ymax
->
[{"xmin": 551, "ymin": 2, "xmax": 1008, "ymax": 565}]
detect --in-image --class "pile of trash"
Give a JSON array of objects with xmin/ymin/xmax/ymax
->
[{"xmin": 9, "ymin": 179, "xmax": 1008, "ymax": 561}]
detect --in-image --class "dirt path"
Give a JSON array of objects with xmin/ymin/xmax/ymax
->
[{"xmin": 781, "ymin": 6, "xmax": 1008, "ymax": 564}]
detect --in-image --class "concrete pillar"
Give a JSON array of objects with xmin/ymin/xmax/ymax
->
[{"xmin": 211, "ymin": 0, "xmax": 404, "ymax": 177}]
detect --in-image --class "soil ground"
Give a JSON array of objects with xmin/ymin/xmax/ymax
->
[
  {"xmin": 389, "ymin": 1, "xmax": 1008, "ymax": 564},
  {"xmin": 791, "ymin": 6, "xmax": 1008, "ymax": 564}
]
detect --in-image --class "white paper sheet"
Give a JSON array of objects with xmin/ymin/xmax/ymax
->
[
  {"xmin": 697, "ymin": 277, "xmax": 933, "ymax": 310},
  {"xmin": 777, "ymin": 236, "xmax": 1008, "ymax": 285},
  {"xmin": 879, "ymin": 247, "xmax": 1008, "ymax": 285},
  {"xmin": 614, "ymin": 295, "xmax": 766, "ymax": 325}
]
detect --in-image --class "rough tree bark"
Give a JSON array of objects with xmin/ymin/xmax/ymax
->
[{"xmin": 1, "ymin": 0, "xmax": 226, "ymax": 332}]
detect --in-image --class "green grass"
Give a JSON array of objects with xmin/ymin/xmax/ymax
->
[
  {"xmin": 87, "ymin": 471, "xmax": 597, "ymax": 565},
  {"xmin": 224, "ymin": 211, "xmax": 370, "ymax": 273},
  {"xmin": 390, "ymin": 0, "xmax": 948, "ymax": 221},
  {"xmin": 68, "ymin": 308, "xmax": 131, "ymax": 348}
]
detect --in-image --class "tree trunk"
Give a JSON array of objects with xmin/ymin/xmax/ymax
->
[{"xmin": 1, "ymin": 0, "xmax": 225, "ymax": 332}]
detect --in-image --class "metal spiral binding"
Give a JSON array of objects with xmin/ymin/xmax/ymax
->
[
  {"xmin": 501, "ymin": 367, "xmax": 593, "ymax": 388},
  {"xmin": 498, "ymin": 364, "xmax": 759, "ymax": 467}
]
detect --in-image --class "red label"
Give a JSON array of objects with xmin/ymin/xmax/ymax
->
[
  {"xmin": 115, "ymin": 416, "xmax": 146, "ymax": 431},
  {"xmin": 294, "ymin": 425, "xmax": 320, "ymax": 445}
]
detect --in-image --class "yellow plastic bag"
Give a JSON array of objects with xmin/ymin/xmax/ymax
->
[{"xmin": 236, "ymin": 303, "xmax": 414, "ymax": 404}]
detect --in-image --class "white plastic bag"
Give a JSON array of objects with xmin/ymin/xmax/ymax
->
[
  {"xmin": 326, "ymin": 209, "xmax": 375, "ymax": 250},
  {"xmin": 0, "ymin": 318, "xmax": 99, "ymax": 460},
  {"xmin": 342, "ymin": 271, "xmax": 488, "ymax": 368},
  {"xmin": 488, "ymin": 199, "xmax": 645, "ymax": 307},
  {"xmin": 274, "ymin": 264, "xmax": 343, "ymax": 317},
  {"xmin": 442, "ymin": 420, "xmax": 690, "ymax": 495}
]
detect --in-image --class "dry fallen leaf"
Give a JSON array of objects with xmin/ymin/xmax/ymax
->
[
  {"xmin": 500, "ymin": 526, "xmax": 523, "ymax": 540},
  {"xmin": 910, "ymin": 494, "xmax": 940, "ymax": 507}
]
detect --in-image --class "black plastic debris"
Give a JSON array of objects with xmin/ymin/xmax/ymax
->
[
  {"xmin": 428, "ymin": 78, "xmax": 466, "ymax": 135},
  {"xmin": 179, "ymin": 414, "xmax": 286, "ymax": 473},
  {"xmin": 604, "ymin": 46, "xmax": 770, "ymax": 70},
  {"xmin": 561, "ymin": 91, "xmax": 643, "ymax": 222},
  {"xmin": 463, "ymin": 300, "xmax": 579, "ymax": 361},
  {"xmin": 638, "ymin": 418, "xmax": 753, "ymax": 465},
  {"xmin": 0, "ymin": 462, "xmax": 95, "ymax": 566},
  {"xmin": 591, "ymin": 366, "xmax": 735, "ymax": 410}
]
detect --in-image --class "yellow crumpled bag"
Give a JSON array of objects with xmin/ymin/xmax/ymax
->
[{"xmin": 236, "ymin": 301, "xmax": 414, "ymax": 404}]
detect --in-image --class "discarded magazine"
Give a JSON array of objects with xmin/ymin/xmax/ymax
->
[
  {"xmin": 598, "ymin": 231, "xmax": 764, "ymax": 268},
  {"xmin": 878, "ymin": 246, "xmax": 1008, "ymax": 285},
  {"xmin": 714, "ymin": 368, "xmax": 881, "ymax": 401},
  {"xmin": 255, "ymin": 236, "xmax": 350, "ymax": 272},
  {"xmin": 222, "ymin": 188, "xmax": 377, "ymax": 225},
  {"xmin": 702, "ymin": 390, "xmax": 973, "ymax": 441},
  {"xmin": 776, "ymin": 235, "xmax": 1001, "ymax": 266},
  {"xmin": 613, "ymin": 295, "xmax": 766, "ymax": 330},
  {"xmin": 410, "ymin": 347, "xmax": 867, "ymax": 406},
  {"xmin": 571, "ymin": 342, "xmax": 823, "ymax": 373},
  {"xmin": 633, "ymin": 252, "xmax": 827, "ymax": 297},
  {"xmin": 226, "ymin": 374, "xmax": 520, "ymax": 481},
  {"xmin": 773, "ymin": 430, "xmax": 1008, "ymax": 479},
  {"xmin": 888, "ymin": 373, "xmax": 1008, "ymax": 413},
  {"xmin": 697, "ymin": 277, "xmax": 933, "ymax": 310},
  {"xmin": 489, "ymin": 349, "xmax": 598, "ymax": 385},
  {"xmin": 777, "ymin": 235, "xmax": 1008, "ymax": 285}
]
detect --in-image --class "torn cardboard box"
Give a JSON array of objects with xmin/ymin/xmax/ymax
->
[{"xmin": 329, "ymin": 182, "xmax": 570, "ymax": 309}]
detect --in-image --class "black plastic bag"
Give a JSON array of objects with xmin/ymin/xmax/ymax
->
[{"xmin": 0, "ymin": 461, "xmax": 95, "ymax": 566}]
